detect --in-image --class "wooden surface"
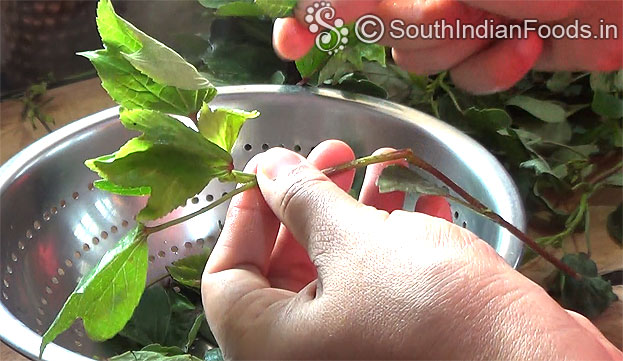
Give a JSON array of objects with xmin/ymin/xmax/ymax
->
[{"xmin": 0, "ymin": 78, "xmax": 621, "ymax": 359}]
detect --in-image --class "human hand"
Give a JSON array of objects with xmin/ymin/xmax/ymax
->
[
  {"xmin": 273, "ymin": 0, "xmax": 622, "ymax": 94},
  {"xmin": 202, "ymin": 140, "xmax": 621, "ymax": 359}
]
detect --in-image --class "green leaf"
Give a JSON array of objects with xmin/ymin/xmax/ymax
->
[
  {"xmin": 590, "ymin": 71, "xmax": 623, "ymax": 93},
  {"xmin": 166, "ymin": 252, "xmax": 211, "ymax": 289},
  {"xmin": 85, "ymin": 109, "xmax": 232, "ymax": 221},
  {"xmin": 198, "ymin": 104, "xmax": 259, "ymax": 153},
  {"xmin": 96, "ymin": 0, "xmax": 211, "ymax": 90},
  {"xmin": 141, "ymin": 344, "xmax": 185, "ymax": 356},
  {"xmin": 255, "ymin": 0, "xmax": 296, "ymax": 17},
  {"xmin": 607, "ymin": 204, "xmax": 622, "ymax": 244},
  {"xmin": 464, "ymin": 107, "xmax": 512, "ymax": 132},
  {"xmin": 296, "ymin": 46, "xmax": 330, "ymax": 79},
  {"xmin": 216, "ymin": 2, "xmax": 264, "ymax": 16},
  {"xmin": 546, "ymin": 72, "xmax": 574, "ymax": 93},
  {"xmin": 377, "ymin": 165, "xmax": 449, "ymax": 196},
  {"xmin": 40, "ymin": 225, "xmax": 149, "ymax": 357},
  {"xmin": 200, "ymin": 18, "xmax": 287, "ymax": 85},
  {"xmin": 550, "ymin": 253, "xmax": 618, "ymax": 318},
  {"xmin": 507, "ymin": 95, "xmax": 567, "ymax": 123},
  {"xmin": 119, "ymin": 285, "xmax": 204, "ymax": 351},
  {"xmin": 110, "ymin": 351, "xmax": 203, "ymax": 361},
  {"xmin": 80, "ymin": 49, "xmax": 215, "ymax": 116},
  {"xmin": 204, "ymin": 348, "xmax": 224, "ymax": 361},
  {"xmin": 94, "ymin": 179, "xmax": 151, "ymax": 196},
  {"xmin": 592, "ymin": 91, "xmax": 623, "ymax": 119}
]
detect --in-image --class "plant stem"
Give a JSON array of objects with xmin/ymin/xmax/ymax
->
[
  {"xmin": 144, "ymin": 181, "xmax": 257, "ymax": 234},
  {"xmin": 325, "ymin": 149, "xmax": 582, "ymax": 280},
  {"xmin": 145, "ymin": 273, "xmax": 171, "ymax": 289},
  {"xmin": 146, "ymin": 149, "xmax": 582, "ymax": 280}
]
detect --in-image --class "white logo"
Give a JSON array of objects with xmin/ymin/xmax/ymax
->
[
  {"xmin": 355, "ymin": 14, "xmax": 385, "ymax": 44},
  {"xmin": 304, "ymin": 1, "xmax": 349, "ymax": 54}
]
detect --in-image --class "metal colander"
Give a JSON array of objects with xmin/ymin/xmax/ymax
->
[{"xmin": 0, "ymin": 85, "xmax": 525, "ymax": 361}]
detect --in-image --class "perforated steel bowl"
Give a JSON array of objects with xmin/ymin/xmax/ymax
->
[{"xmin": 0, "ymin": 85, "xmax": 525, "ymax": 360}]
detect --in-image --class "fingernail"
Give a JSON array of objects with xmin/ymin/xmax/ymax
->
[{"xmin": 259, "ymin": 148, "xmax": 305, "ymax": 181}]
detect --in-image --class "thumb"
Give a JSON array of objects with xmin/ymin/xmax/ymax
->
[{"xmin": 257, "ymin": 148, "xmax": 382, "ymax": 275}]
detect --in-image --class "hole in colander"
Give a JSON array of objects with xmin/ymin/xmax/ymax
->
[
  {"xmin": 88, "ymin": 182, "xmax": 95, "ymax": 191},
  {"xmin": 51, "ymin": 277, "xmax": 59, "ymax": 284},
  {"xmin": 122, "ymin": 220, "xmax": 129, "ymax": 227},
  {"xmin": 43, "ymin": 211, "xmax": 51, "ymax": 221},
  {"xmin": 462, "ymin": 221, "xmax": 467, "ymax": 228},
  {"xmin": 184, "ymin": 242, "xmax": 192, "ymax": 249},
  {"xmin": 74, "ymin": 251, "xmax": 81, "ymax": 259},
  {"xmin": 45, "ymin": 286, "xmax": 52, "ymax": 294},
  {"xmin": 60, "ymin": 199, "xmax": 66, "ymax": 208},
  {"xmin": 148, "ymin": 255, "xmax": 155, "ymax": 263},
  {"xmin": 294, "ymin": 144, "xmax": 302, "ymax": 152},
  {"xmin": 244, "ymin": 144, "xmax": 252, "ymax": 151},
  {"xmin": 2, "ymin": 292, "xmax": 8, "ymax": 300},
  {"xmin": 34, "ymin": 220, "xmax": 41, "ymax": 230},
  {"xmin": 74, "ymin": 340, "xmax": 82, "ymax": 348},
  {"xmin": 3, "ymin": 279, "xmax": 8, "ymax": 288},
  {"xmin": 51, "ymin": 207, "xmax": 58, "ymax": 215},
  {"xmin": 197, "ymin": 238, "xmax": 205, "ymax": 246},
  {"xmin": 41, "ymin": 297, "xmax": 48, "ymax": 305},
  {"xmin": 101, "ymin": 231, "xmax": 108, "ymax": 239},
  {"xmin": 173, "ymin": 286, "xmax": 181, "ymax": 293},
  {"xmin": 454, "ymin": 211, "xmax": 459, "ymax": 219},
  {"xmin": 36, "ymin": 318, "xmax": 43, "ymax": 326},
  {"xmin": 83, "ymin": 244, "xmax": 90, "ymax": 252},
  {"xmin": 92, "ymin": 237, "xmax": 100, "ymax": 245},
  {"xmin": 221, "ymin": 191, "xmax": 228, "ymax": 197},
  {"xmin": 157, "ymin": 251, "xmax": 165, "ymax": 258},
  {"xmin": 72, "ymin": 192, "xmax": 79, "ymax": 200},
  {"xmin": 171, "ymin": 246, "xmax": 179, "ymax": 254},
  {"xmin": 57, "ymin": 268, "xmax": 65, "ymax": 276},
  {"xmin": 25, "ymin": 230, "xmax": 33, "ymax": 239},
  {"xmin": 74, "ymin": 329, "xmax": 84, "ymax": 337},
  {"xmin": 191, "ymin": 197, "xmax": 199, "ymax": 204},
  {"xmin": 111, "ymin": 225, "xmax": 118, "ymax": 234},
  {"xmin": 11, "ymin": 253, "xmax": 17, "ymax": 262},
  {"xmin": 65, "ymin": 259, "xmax": 73, "ymax": 267},
  {"xmin": 6, "ymin": 265, "xmax": 12, "ymax": 274},
  {"xmin": 17, "ymin": 240, "xmax": 25, "ymax": 250},
  {"xmin": 37, "ymin": 307, "xmax": 44, "ymax": 315},
  {"xmin": 261, "ymin": 143, "xmax": 269, "ymax": 151},
  {"xmin": 206, "ymin": 194, "xmax": 214, "ymax": 202}
]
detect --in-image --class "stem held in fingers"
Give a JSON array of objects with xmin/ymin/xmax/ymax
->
[{"xmin": 146, "ymin": 149, "xmax": 581, "ymax": 280}]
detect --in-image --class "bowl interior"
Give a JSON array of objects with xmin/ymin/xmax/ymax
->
[{"xmin": 0, "ymin": 85, "xmax": 525, "ymax": 360}]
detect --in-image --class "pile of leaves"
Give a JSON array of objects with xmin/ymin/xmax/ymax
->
[{"xmin": 38, "ymin": 1, "xmax": 621, "ymax": 360}]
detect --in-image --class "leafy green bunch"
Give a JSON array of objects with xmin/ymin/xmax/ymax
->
[{"xmin": 39, "ymin": 0, "xmax": 620, "ymax": 360}]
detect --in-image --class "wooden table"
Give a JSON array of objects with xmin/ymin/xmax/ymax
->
[{"xmin": 1, "ymin": 78, "xmax": 621, "ymax": 360}]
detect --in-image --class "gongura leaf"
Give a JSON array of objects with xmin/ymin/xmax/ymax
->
[
  {"xmin": 110, "ymin": 351, "xmax": 202, "ymax": 361},
  {"xmin": 97, "ymin": 0, "xmax": 212, "ymax": 90},
  {"xmin": 549, "ymin": 253, "xmax": 618, "ymax": 318},
  {"xmin": 166, "ymin": 252, "xmax": 211, "ymax": 289},
  {"xmin": 592, "ymin": 91, "xmax": 623, "ymax": 119},
  {"xmin": 507, "ymin": 95, "xmax": 567, "ymax": 123},
  {"xmin": 198, "ymin": 103, "xmax": 259, "ymax": 153},
  {"xmin": 377, "ymin": 165, "xmax": 449, "ymax": 196},
  {"xmin": 80, "ymin": 49, "xmax": 216, "ymax": 116},
  {"xmin": 40, "ymin": 225, "xmax": 149, "ymax": 357},
  {"xmin": 216, "ymin": 2, "xmax": 264, "ymax": 16},
  {"xmin": 119, "ymin": 285, "xmax": 204, "ymax": 351},
  {"xmin": 254, "ymin": 0, "xmax": 297, "ymax": 17},
  {"xmin": 85, "ymin": 109, "xmax": 232, "ymax": 221}
]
